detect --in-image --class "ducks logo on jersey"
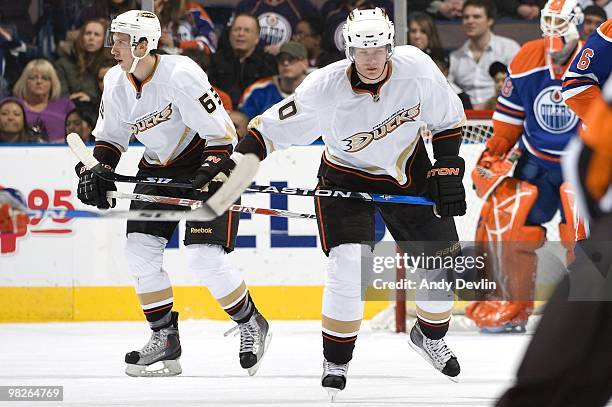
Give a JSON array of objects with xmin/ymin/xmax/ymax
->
[
  {"xmin": 130, "ymin": 103, "xmax": 173, "ymax": 137},
  {"xmin": 342, "ymin": 103, "xmax": 420, "ymax": 153}
]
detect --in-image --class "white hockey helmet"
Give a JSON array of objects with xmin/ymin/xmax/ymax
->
[
  {"xmin": 540, "ymin": 0, "xmax": 583, "ymax": 37},
  {"xmin": 342, "ymin": 8, "xmax": 395, "ymax": 62},
  {"xmin": 108, "ymin": 10, "xmax": 161, "ymax": 73}
]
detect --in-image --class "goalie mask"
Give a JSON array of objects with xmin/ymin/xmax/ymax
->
[
  {"xmin": 106, "ymin": 10, "xmax": 161, "ymax": 73},
  {"xmin": 540, "ymin": 0, "xmax": 583, "ymax": 70},
  {"xmin": 342, "ymin": 8, "xmax": 395, "ymax": 62}
]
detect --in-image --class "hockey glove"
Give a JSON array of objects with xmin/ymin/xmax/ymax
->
[
  {"xmin": 193, "ymin": 153, "xmax": 240, "ymax": 197},
  {"xmin": 427, "ymin": 156, "xmax": 466, "ymax": 217},
  {"xmin": 75, "ymin": 162, "xmax": 116, "ymax": 209}
]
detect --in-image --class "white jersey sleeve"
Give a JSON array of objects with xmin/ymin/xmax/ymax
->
[
  {"xmin": 249, "ymin": 69, "xmax": 330, "ymax": 153},
  {"xmin": 92, "ymin": 67, "xmax": 130, "ymax": 152},
  {"xmin": 170, "ymin": 58, "xmax": 237, "ymax": 148},
  {"xmin": 420, "ymin": 64, "xmax": 466, "ymax": 134}
]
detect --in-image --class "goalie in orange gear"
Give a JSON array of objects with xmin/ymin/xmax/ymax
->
[
  {"xmin": 0, "ymin": 187, "xmax": 28, "ymax": 236},
  {"xmin": 466, "ymin": 0, "xmax": 587, "ymax": 333}
]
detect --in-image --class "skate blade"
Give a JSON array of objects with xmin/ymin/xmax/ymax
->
[
  {"xmin": 125, "ymin": 359, "xmax": 182, "ymax": 377},
  {"xmin": 407, "ymin": 340, "xmax": 459, "ymax": 383},
  {"xmin": 479, "ymin": 323, "xmax": 526, "ymax": 334},
  {"xmin": 325, "ymin": 388, "xmax": 340, "ymax": 403},
  {"xmin": 247, "ymin": 330, "xmax": 273, "ymax": 376}
]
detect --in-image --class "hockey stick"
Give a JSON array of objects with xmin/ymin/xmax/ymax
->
[
  {"xmin": 26, "ymin": 207, "xmax": 225, "ymax": 221},
  {"xmin": 244, "ymin": 185, "xmax": 434, "ymax": 205},
  {"xmin": 66, "ymin": 133, "xmax": 260, "ymax": 219},
  {"xmin": 108, "ymin": 191, "xmax": 317, "ymax": 220},
  {"xmin": 67, "ymin": 133, "xmax": 432, "ymax": 206}
]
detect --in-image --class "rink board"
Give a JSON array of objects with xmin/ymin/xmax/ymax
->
[{"xmin": 0, "ymin": 144, "xmax": 486, "ymax": 322}]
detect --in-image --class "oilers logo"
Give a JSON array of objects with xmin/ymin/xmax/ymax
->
[
  {"xmin": 533, "ymin": 86, "xmax": 579, "ymax": 134},
  {"xmin": 258, "ymin": 13, "xmax": 292, "ymax": 45}
]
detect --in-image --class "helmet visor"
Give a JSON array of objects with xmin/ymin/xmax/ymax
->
[
  {"xmin": 351, "ymin": 45, "xmax": 390, "ymax": 64},
  {"xmin": 104, "ymin": 30, "xmax": 133, "ymax": 49}
]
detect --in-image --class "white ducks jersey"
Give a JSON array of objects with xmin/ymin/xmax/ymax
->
[
  {"xmin": 94, "ymin": 54, "xmax": 237, "ymax": 166},
  {"xmin": 248, "ymin": 45, "xmax": 465, "ymax": 194}
]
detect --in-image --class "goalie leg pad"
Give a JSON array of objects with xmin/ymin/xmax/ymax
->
[
  {"xmin": 559, "ymin": 182, "xmax": 588, "ymax": 264},
  {"xmin": 470, "ymin": 178, "xmax": 545, "ymax": 329}
]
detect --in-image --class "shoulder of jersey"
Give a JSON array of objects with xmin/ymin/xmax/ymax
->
[
  {"xmin": 508, "ymin": 38, "xmax": 546, "ymax": 77},
  {"xmin": 299, "ymin": 58, "xmax": 350, "ymax": 92},
  {"xmin": 596, "ymin": 18, "xmax": 612, "ymax": 40},
  {"xmin": 160, "ymin": 55, "xmax": 205, "ymax": 81},
  {"xmin": 392, "ymin": 45, "xmax": 437, "ymax": 78},
  {"xmin": 104, "ymin": 64, "xmax": 126, "ymax": 87}
]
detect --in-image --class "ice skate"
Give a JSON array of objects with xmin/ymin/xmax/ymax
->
[
  {"xmin": 125, "ymin": 311, "xmax": 182, "ymax": 377},
  {"xmin": 408, "ymin": 321, "xmax": 460, "ymax": 382},
  {"xmin": 225, "ymin": 310, "xmax": 271, "ymax": 376},
  {"xmin": 321, "ymin": 359, "xmax": 349, "ymax": 402}
]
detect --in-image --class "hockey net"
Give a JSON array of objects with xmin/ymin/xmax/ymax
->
[{"xmin": 369, "ymin": 110, "xmax": 553, "ymax": 333}]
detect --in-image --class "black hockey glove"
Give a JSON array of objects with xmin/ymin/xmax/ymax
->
[
  {"xmin": 427, "ymin": 156, "xmax": 466, "ymax": 217},
  {"xmin": 193, "ymin": 154, "xmax": 237, "ymax": 197},
  {"xmin": 75, "ymin": 162, "xmax": 116, "ymax": 209}
]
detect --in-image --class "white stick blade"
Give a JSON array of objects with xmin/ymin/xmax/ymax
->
[
  {"xmin": 66, "ymin": 133, "xmax": 98, "ymax": 169},
  {"xmin": 206, "ymin": 154, "xmax": 260, "ymax": 216}
]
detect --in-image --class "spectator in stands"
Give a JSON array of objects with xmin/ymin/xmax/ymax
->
[
  {"xmin": 55, "ymin": 19, "xmax": 113, "ymax": 106},
  {"xmin": 229, "ymin": 110, "xmax": 249, "ymax": 140},
  {"xmin": 65, "ymin": 108, "xmax": 94, "ymax": 143},
  {"xmin": 12, "ymin": 59, "xmax": 75, "ymax": 143},
  {"xmin": 0, "ymin": 25, "xmax": 26, "ymax": 99},
  {"xmin": 321, "ymin": 0, "xmax": 394, "ymax": 54},
  {"xmin": 578, "ymin": 0, "xmax": 612, "ymax": 18},
  {"xmin": 408, "ymin": 12, "xmax": 444, "ymax": 56},
  {"xmin": 580, "ymin": 5, "xmax": 607, "ymax": 39},
  {"xmin": 77, "ymin": 0, "xmax": 139, "ymax": 28},
  {"xmin": 494, "ymin": 0, "xmax": 544, "ymax": 19},
  {"xmin": 208, "ymin": 14, "xmax": 277, "ymax": 107},
  {"xmin": 430, "ymin": 49, "xmax": 473, "ymax": 110},
  {"xmin": 233, "ymin": 0, "xmax": 319, "ymax": 54},
  {"xmin": 155, "ymin": 0, "xmax": 217, "ymax": 55},
  {"xmin": 483, "ymin": 61, "xmax": 507, "ymax": 110},
  {"xmin": 96, "ymin": 62, "xmax": 116, "ymax": 94},
  {"xmin": 0, "ymin": 97, "xmax": 42, "ymax": 143},
  {"xmin": 410, "ymin": 0, "xmax": 464, "ymax": 19},
  {"xmin": 449, "ymin": 0, "xmax": 520, "ymax": 109},
  {"xmin": 239, "ymin": 41, "xmax": 309, "ymax": 120},
  {"xmin": 293, "ymin": 16, "xmax": 343, "ymax": 70},
  {"xmin": 0, "ymin": 1, "xmax": 34, "ymax": 43}
]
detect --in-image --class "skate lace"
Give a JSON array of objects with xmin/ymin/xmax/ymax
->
[
  {"xmin": 324, "ymin": 360, "xmax": 348, "ymax": 377},
  {"xmin": 424, "ymin": 338, "xmax": 453, "ymax": 366},
  {"xmin": 140, "ymin": 330, "xmax": 166, "ymax": 355},
  {"xmin": 223, "ymin": 319, "xmax": 260, "ymax": 354}
]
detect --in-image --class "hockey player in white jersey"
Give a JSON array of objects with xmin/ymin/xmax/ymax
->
[
  {"xmin": 74, "ymin": 10, "xmax": 270, "ymax": 377},
  {"xmin": 193, "ymin": 8, "xmax": 467, "ymax": 399}
]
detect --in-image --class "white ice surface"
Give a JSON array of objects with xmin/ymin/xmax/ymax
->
[{"xmin": 0, "ymin": 320, "xmax": 537, "ymax": 407}]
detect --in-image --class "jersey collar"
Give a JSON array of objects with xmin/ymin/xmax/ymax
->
[
  {"xmin": 346, "ymin": 60, "xmax": 393, "ymax": 101},
  {"xmin": 126, "ymin": 54, "xmax": 160, "ymax": 99}
]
